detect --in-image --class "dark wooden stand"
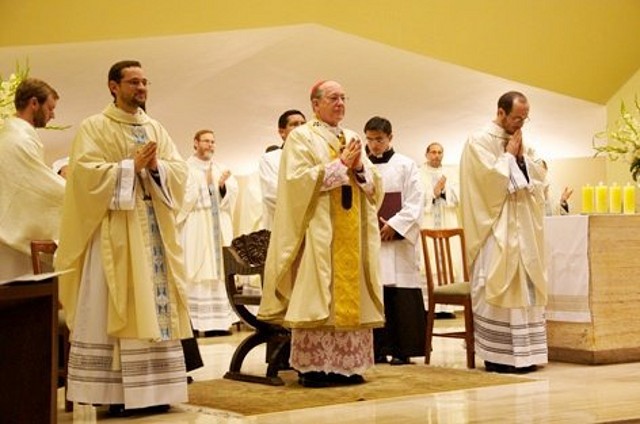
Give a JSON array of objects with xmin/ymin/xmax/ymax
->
[
  {"xmin": 0, "ymin": 277, "xmax": 59, "ymax": 424},
  {"xmin": 222, "ymin": 230, "xmax": 290, "ymax": 386}
]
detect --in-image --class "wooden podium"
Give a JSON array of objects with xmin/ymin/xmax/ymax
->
[
  {"xmin": 0, "ymin": 275, "xmax": 59, "ymax": 423},
  {"xmin": 546, "ymin": 215, "xmax": 640, "ymax": 364}
]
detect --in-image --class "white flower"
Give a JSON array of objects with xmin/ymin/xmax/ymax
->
[{"xmin": 0, "ymin": 62, "xmax": 29, "ymax": 129}]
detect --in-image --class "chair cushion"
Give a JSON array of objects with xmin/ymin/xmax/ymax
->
[{"xmin": 433, "ymin": 281, "xmax": 470, "ymax": 296}]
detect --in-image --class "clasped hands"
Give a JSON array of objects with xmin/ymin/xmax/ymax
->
[
  {"xmin": 340, "ymin": 137, "xmax": 364, "ymax": 172},
  {"xmin": 505, "ymin": 129, "xmax": 524, "ymax": 160},
  {"xmin": 134, "ymin": 141, "xmax": 158, "ymax": 173},
  {"xmin": 434, "ymin": 175, "xmax": 446, "ymax": 197}
]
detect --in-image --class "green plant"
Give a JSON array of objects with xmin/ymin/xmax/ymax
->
[
  {"xmin": 593, "ymin": 95, "xmax": 640, "ymax": 180},
  {"xmin": 0, "ymin": 61, "xmax": 29, "ymax": 129}
]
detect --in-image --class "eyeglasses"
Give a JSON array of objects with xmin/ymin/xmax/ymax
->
[
  {"xmin": 507, "ymin": 115, "xmax": 530, "ymax": 124},
  {"xmin": 121, "ymin": 79, "xmax": 150, "ymax": 87},
  {"xmin": 324, "ymin": 94, "xmax": 348, "ymax": 104}
]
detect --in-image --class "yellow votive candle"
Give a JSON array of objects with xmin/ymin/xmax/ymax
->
[
  {"xmin": 609, "ymin": 183, "xmax": 622, "ymax": 214},
  {"xmin": 595, "ymin": 182, "xmax": 608, "ymax": 213},
  {"xmin": 624, "ymin": 183, "xmax": 636, "ymax": 214},
  {"xmin": 581, "ymin": 184, "xmax": 594, "ymax": 214}
]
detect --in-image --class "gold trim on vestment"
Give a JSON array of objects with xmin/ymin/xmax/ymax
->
[{"xmin": 330, "ymin": 175, "xmax": 362, "ymax": 328}]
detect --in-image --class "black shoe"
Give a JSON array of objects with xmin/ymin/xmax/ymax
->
[
  {"xmin": 108, "ymin": 404, "xmax": 133, "ymax": 417},
  {"xmin": 203, "ymin": 330, "xmax": 232, "ymax": 337},
  {"xmin": 485, "ymin": 361, "xmax": 537, "ymax": 374},
  {"xmin": 435, "ymin": 312, "xmax": 457, "ymax": 319},
  {"xmin": 298, "ymin": 371, "xmax": 330, "ymax": 388},
  {"xmin": 389, "ymin": 356, "xmax": 413, "ymax": 366},
  {"xmin": 484, "ymin": 361, "xmax": 516, "ymax": 374},
  {"xmin": 326, "ymin": 372, "xmax": 365, "ymax": 385},
  {"xmin": 346, "ymin": 374, "xmax": 365, "ymax": 385},
  {"xmin": 514, "ymin": 365, "xmax": 538, "ymax": 374},
  {"xmin": 141, "ymin": 404, "xmax": 171, "ymax": 414},
  {"xmin": 375, "ymin": 354, "xmax": 389, "ymax": 364},
  {"xmin": 108, "ymin": 403, "xmax": 170, "ymax": 417},
  {"xmin": 187, "ymin": 376, "xmax": 194, "ymax": 384}
]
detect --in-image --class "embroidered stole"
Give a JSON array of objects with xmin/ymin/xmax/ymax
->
[{"xmin": 330, "ymin": 132, "xmax": 361, "ymax": 328}]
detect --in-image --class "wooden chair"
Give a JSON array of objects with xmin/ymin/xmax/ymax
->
[
  {"xmin": 420, "ymin": 228, "xmax": 475, "ymax": 369},
  {"xmin": 222, "ymin": 230, "xmax": 290, "ymax": 386},
  {"xmin": 30, "ymin": 240, "xmax": 73, "ymax": 412}
]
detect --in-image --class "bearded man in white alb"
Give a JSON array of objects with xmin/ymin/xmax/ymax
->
[
  {"xmin": 178, "ymin": 129, "xmax": 236, "ymax": 333},
  {"xmin": 0, "ymin": 78, "xmax": 64, "ymax": 281}
]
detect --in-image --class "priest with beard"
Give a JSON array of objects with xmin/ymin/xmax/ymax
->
[
  {"xmin": 177, "ymin": 129, "xmax": 237, "ymax": 335},
  {"xmin": 55, "ymin": 60, "xmax": 193, "ymax": 416}
]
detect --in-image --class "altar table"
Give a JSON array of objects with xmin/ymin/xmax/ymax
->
[{"xmin": 545, "ymin": 215, "xmax": 640, "ymax": 364}]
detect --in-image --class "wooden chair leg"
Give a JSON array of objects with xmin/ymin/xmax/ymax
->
[
  {"xmin": 424, "ymin": 307, "xmax": 435, "ymax": 365},
  {"xmin": 464, "ymin": 305, "xmax": 475, "ymax": 369},
  {"xmin": 62, "ymin": 330, "xmax": 73, "ymax": 412}
]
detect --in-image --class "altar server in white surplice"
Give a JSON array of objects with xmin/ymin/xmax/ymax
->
[
  {"xmin": 419, "ymin": 142, "xmax": 462, "ymax": 317},
  {"xmin": 460, "ymin": 91, "xmax": 548, "ymax": 374},
  {"xmin": 0, "ymin": 78, "xmax": 64, "ymax": 281},
  {"xmin": 365, "ymin": 116, "xmax": 425, "ymax": 365},
  {"xmin": 258, "ymin": 109, "xmax": 307, "ymax": 230},
  {"xmin": 54, "ymin": 60, "xmax": 192, "ymax": 414},
  {"xmin": 365, "ymin": 117, "xmax": 424, "ymax": 290},
  {"xmin": 177, "ymin": 129, "xmax": 235, "ymax": 333}
]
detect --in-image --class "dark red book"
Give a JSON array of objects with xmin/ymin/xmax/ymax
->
[{"xmin": 378, "ymin": 192, "xmax": 404, "ymax": 239}]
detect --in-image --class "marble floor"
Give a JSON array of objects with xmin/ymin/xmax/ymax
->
[{"xmin": 57, "ymin": 319, "xmax": 640, "ymax": 423}]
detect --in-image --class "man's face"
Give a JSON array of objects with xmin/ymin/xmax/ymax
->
[
  {"xmin": 426, "ymin": 144, "xmax": 444, "ymax": 168},
  {"xmin": 194, "ymin": 132, "xmax": 215, "ymax": 160},
  {"xmin": 365, "ymin": 130, "xmax": 392, "ymax": 157},
  {"xmin": 279, "ymin": 114, "xmax": 306, "ymax": 141},
  {"xmin": 497, "ymin": 99, "xmax": 529, "ymax": 135},
  {"xmin": 312, "ymin": 81, "xmax": 346, "ymax": 127},
  {"xmin": 32, "ymin": 95, "xmax": 57, "ymax": 128},
  {"xmin": 111, "ymin": 66, "xmax": 148, "ymax": 113}
]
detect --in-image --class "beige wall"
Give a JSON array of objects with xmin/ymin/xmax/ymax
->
[{"xmin": 1, "ymin": 1, "xmax": 639, "ymax": 104}]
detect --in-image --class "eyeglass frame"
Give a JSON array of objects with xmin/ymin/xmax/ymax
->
[{"xmin": 121, "ymin": 78, "xmax": 150, "ymax": 87}]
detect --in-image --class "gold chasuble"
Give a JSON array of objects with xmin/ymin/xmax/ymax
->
[
  {"xmin": 257, "ymin": 119, "xmax": 384, "ymax": 331},
  {"xmin": 55, "ymin": 104, "xmax": 192, "ymax": 341}
]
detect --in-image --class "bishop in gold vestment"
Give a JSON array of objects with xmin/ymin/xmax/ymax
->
[{"xmin": 258, "ymin": 81, "xmax": 384, "ymax": 386}]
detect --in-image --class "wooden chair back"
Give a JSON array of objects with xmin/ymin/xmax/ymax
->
[
  {"xmin": 30, "ymin": 240, "xmax": 57, "ymax": 274},
  {"xmin": 419, "ymin": 228, "xmax": 475, "ymax": 369},
  {"xmin": 420, "ymin": 228, "xmax": 469, "ymax": 293}
]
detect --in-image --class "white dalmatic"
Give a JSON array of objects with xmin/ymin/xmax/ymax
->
[
  {"xmin": 375, "ymin": 152, "xmax": 424, "ymax": 288},
  {"xmin": 177, "ymin": 156, "xmax": 236, "ymax": 332}
]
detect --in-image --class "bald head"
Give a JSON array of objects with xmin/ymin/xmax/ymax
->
[
  {"xmin": 310, "ymin": 80, "xmax": 346, "ymax": 127},
  {"xmin": 425, "ymin": 142, "xmax": 443, "ymax": 168}
]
